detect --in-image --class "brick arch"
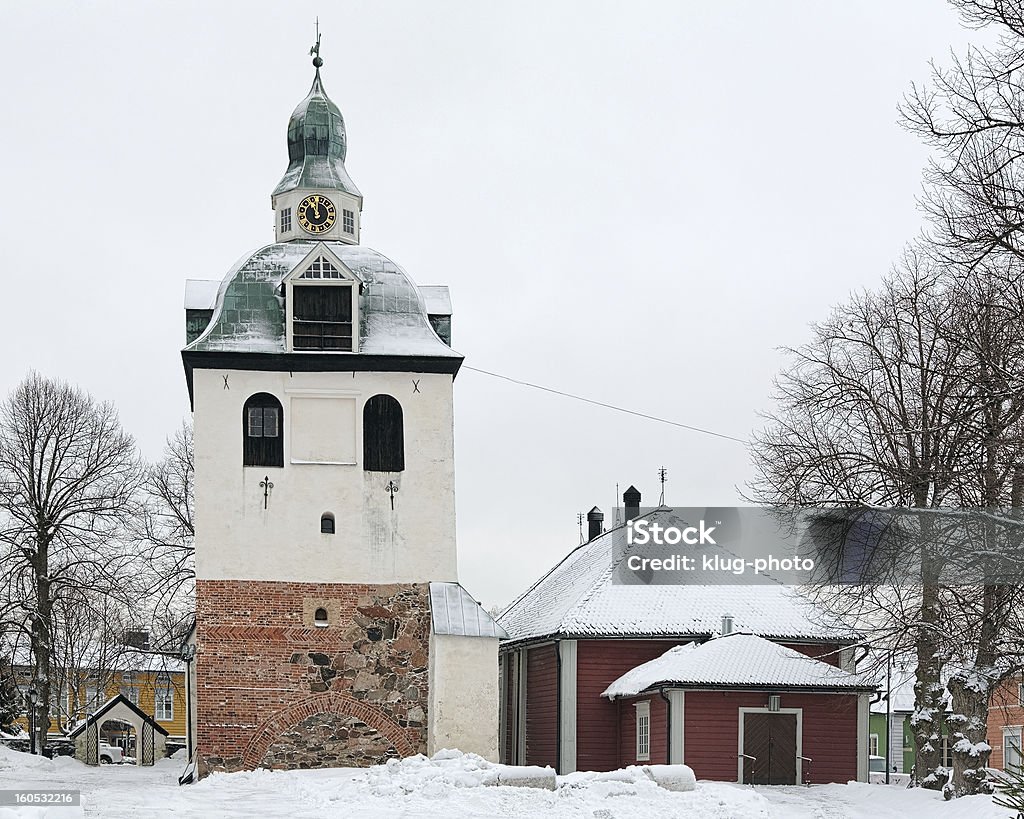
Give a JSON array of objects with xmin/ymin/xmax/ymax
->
[{"xmin": 242, "ymin": 692, "xmax": 416, "ymax": 768}]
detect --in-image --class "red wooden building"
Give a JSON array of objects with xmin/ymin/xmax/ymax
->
[
  {"xmin": 602, "ymin": 633, "xmax": 874, "ymax": 784},
  {"xmin": 497, "ymin": 504, "xmax": 874, "ymax": 783}
]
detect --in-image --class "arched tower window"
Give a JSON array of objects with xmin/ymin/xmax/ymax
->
[
  {"xmin": 314, "ymin": 608, "xmax": 328, "ymax": 627},
  {"xmin": 320, "ymin": 513, "xmax": 335, "ymax": 534},
  {"xmin": 363, "ymin": 395, "xmax": 404, "ymax": 472},
  {"xmin": 243, "ymin": 393, "xmax": 284, "ymax": 467}
]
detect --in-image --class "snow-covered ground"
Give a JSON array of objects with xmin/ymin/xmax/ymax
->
[{"xmin": 0, "ymin": 745, "xmax": 1013, "ymax": 819}]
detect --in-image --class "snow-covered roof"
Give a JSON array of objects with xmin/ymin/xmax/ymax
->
[
  {"xmin": 603, "ymin": 633, "xmax": 875, "ymax": 698},
  {"xmin": 9, "ymin": 645, "xmax": 184, "ymax": 675},
  {"xmin": 419, "ymin": 286, "xmax": 452, "ymax": 316},
  {"xmin": 67, "ymin": 694, "xmax": 169, "ymax": 738},
  {"xmin": 184, "ymin": 242, "xmax": 460, "ymax": 360},
  {"xmin": 498, "ymin": 509, "xmax": 859, "ymax": 644},
  {"xmin": 272, "ymin": 70, "xmax": 361, "ymax": 198},
  {"xmin": 429, "ymin": 582, "xmax": 508, "ymax": 639},
  {"xmin": 184, "ymin": 279, "xmax": 220, "ymax": 310}
]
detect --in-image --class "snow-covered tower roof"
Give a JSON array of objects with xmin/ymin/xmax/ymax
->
[{"xmin": 272, "ymin": 54, "xmax": 360, "ymax": 198}]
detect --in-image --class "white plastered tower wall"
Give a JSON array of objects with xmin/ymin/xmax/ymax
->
[{"xmin": 192, "ymin": 368, "xmax": 458, "ymax": 584}]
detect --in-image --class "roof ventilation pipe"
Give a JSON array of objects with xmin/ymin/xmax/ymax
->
[
  {"xmin": 623, "ymin": 486, "xmax": 641, "ymax": 522},
  {"xmin": 721, "ymin": 614, "xmax": 734, "ymax": 636}
]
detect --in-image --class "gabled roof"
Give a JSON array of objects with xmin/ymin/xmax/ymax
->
[
  {"xmin": 429, "ymin": 582, "xmax": 508, "ymax": 639},
  {"xmin": 603, "ymin": 633, "xmax": 875, "ymax": 698},
  {"xmin": 498, "ymin": 508, "xmax": 859, "ymax": 645},
  {"xmin": 67, "ymin": 694, "xmax": 169, "ymax": 738}
]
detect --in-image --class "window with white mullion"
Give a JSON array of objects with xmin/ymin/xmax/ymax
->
[{"xmin": 635, "ymin": 700, "xmax": 651, "ymax": 761}]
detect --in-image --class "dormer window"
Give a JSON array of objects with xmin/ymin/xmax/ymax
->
[
  {"xmin": 343, "ymin": 209, "xmax": 355, "ymax": 234},
  {"xmin": 280, "ymin": 208, "xmax": 292, "ymax": 233},
  {"xmin": 288, "ymin": 255, "xmax": 358, "ymax": 352}
]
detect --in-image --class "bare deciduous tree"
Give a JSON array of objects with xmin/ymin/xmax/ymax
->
[
  {"xmin": 138, "ymin": 423, "xmax": 194, "ymax": 635},
  {"xmin": 901, "ymin": 2, "xmax": 1024, "ymax": 267},
  {"xmin": 749, "ymin": 252, "xmax": 980, "ymax": 789},
  {"xmin": 0, "ymin": 372, "xmax": 142, "ymax": 754}
]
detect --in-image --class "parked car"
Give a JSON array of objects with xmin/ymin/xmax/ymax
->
[{"xmin": 99, "ymin": 742, "xmax": 123, "ymax": 765}]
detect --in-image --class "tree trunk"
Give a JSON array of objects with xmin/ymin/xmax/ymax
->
[
  {"xmin": 29, "ymin": 535, "xmax": 51, "ymax": 756},
  {"xmin": 912, "ymin": 577, "xmax": 947, "ymax": 789},
  {"xmin": 946, "ymin": 671, "xmax": 995, "ymax": 796}
]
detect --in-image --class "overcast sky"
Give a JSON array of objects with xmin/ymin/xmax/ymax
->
[{"xmin": 0, "ymin": 1, "xmax": 984, "ymax": 608}]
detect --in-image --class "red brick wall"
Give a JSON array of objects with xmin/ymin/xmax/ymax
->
[
  {"xmin": 195, "ymin": 579, "xmax": 430, "ymax": 773},
  {"xmin": 576, "ymin": 639, "xmax": 682, "ymax": 772},
  {"xmin": 525, "ymin": 644, "xmax": 558, "ymax": 769},
  {"xmin": 683, "ymin": 690, "xmax": 859, "ymax": 783}
]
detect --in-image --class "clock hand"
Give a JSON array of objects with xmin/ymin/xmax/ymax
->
[{"xmin": 312, "ymin": 195, "xmax": 320, "ymax": 218}]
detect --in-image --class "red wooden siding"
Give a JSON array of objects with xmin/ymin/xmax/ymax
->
[
  {"xmin": 525, "ymin": 644, "xmax": 558, "ymax": 769},
  {"xmin": 987, "ymin": 676, "xmax": 1024, "ymax": 769},
  {"xmin": 683, "ymin": 691, "xmax": 859, "ymax": 783},
  {"xmin": 576, "ymin": 640, "xmax": 682, "ymax": 772},
  {"xmin": 501, "ymin": 654, "xmax": 516, "ymax": 764},
  {"xmin": 618, "ymin": 695, "xmax": 669, "ymax": 767}
]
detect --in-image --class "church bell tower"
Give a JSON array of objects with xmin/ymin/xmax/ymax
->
[{"xmin": 181, "ymin": 41, "xmax": 504, "ymax": 775}]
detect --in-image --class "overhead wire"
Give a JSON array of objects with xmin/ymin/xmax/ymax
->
[{"xmin": 462, "ymin": 366, "xmax": 748, "ymax": 445}]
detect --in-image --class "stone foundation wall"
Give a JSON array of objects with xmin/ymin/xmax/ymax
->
[
  {"xmin": 195, "ymin": 579, "xmax": 430, "ymax": 773},
  {"xmin": 259, "ymin": 712, "xmax": 399, "ymax": 769}
]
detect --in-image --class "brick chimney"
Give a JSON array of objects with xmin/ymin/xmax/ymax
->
[
  {"xmin": 623, "ymin": 485, "xmax": 641, "ymax": 522},
  {"xmin": 587, "ymin": 506, "xmax": 604, "ymax": 541}
]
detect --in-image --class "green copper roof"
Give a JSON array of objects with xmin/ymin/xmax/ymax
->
[
  {"xmin": 272, "ymin": 70, "xmax": 361, "ymax": 198},
  {"xmin": 185, "ymin": 242, "xmax": 459, "ymax": 359}
]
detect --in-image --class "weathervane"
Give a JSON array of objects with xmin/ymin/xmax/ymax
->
[
  {"xmin": 577, "ymin": 512, "xmax": 585, "ymax": 544},
  {"xmin": 658, "ymin": 466, "xmax": 667, "ymax": 506},
  {"xmin": 310, "ymin": 18, "xmax": 323, "ymax": 68}
]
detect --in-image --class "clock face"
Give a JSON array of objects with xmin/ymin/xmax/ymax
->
[{"xmin": 296, "ymin": 194, "xmax": 337, "ymax": 234}]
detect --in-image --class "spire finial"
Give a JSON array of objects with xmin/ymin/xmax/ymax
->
[{"xmin": 310, "ymin": 18, "xmax": 323, "ymax": 68}]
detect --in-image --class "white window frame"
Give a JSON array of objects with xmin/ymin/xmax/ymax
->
[
  {"xmin": 280, "ymin": 207, "xmax": 292, "ymax": 234},
  {"xmin": 1017, "ymin": 682, "xmax": 1024, "ymax": 707},
  {"xmin": 635, "ymin": 700, "xmax": 651, "ymax": 762},
  {"xmin": 284, "ymin": 246, "xmax": 361, "ymax": 354},
  {"xmin": 343, "ymin": 209, "xmax": 355, "ymax": 234},
  {"xmin": 155, "ymin": 687, "xmax": 174, "ymax": 721},
  {"xmin": 869, "ymin": 733, "xmax": 879, "ymax": 757},
  {"xmin": 1004, "ymin": 726, "xmax": 1023, "ymax": 773}
]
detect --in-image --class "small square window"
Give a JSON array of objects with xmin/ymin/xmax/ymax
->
[
  {"xmin": 343, "ymin": 209, "xmax": 354, "ymax": 234},
  {"xmin": 280, "ymin": 208, "xmax": 292, "ymax": 233}
]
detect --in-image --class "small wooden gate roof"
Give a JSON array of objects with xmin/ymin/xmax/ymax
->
[{"xmin": 67, "ymin": 694, "xmax": 169, "ymax": 738}]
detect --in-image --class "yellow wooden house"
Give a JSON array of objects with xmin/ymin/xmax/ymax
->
[{"xmin": 13, "ymin": 650, "xmax": 186, "ymax": 752}]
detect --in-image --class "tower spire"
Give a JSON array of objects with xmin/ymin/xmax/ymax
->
[{"xmin": 310, "ymin": 18, "xmax": 323, "ymax": 68}]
